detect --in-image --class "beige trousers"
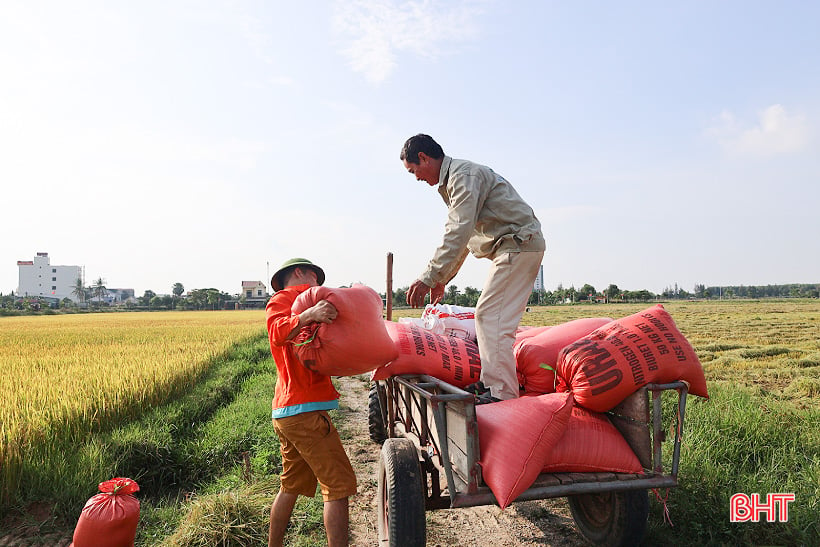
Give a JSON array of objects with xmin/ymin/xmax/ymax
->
[{"xmin": 475, "ymin": 250, "xmax": 544, "ymax": 400}]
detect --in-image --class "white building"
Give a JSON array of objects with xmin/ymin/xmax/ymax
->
[
  {"xmin": 17, "ymin": 252, "xmax": 82, "ymax": 302},
  {"xmin": 241, "ymin": 281, "xmax": 269, "ymax": 308},
  {"xmin": 533, "ymin": 264, "xmax": 545, "ymax": 291}
]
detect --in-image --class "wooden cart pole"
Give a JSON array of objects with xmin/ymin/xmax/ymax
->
[{"xmin": 386, "ymin": 252, "xmax": 393, "ymax": 321}]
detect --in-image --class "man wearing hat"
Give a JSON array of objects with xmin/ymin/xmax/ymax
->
[{"xmin": 265, "ymin": 258, "xmax": 356, "ymax": 547}]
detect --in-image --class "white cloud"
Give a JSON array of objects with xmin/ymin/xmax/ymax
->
[
  {"xmin": 332, "ymin": 0, "xmax": 486, "ymax": 82},
  {"xmin": 706, "ymin": 104, "xmax": 809, "ymax": 157}
]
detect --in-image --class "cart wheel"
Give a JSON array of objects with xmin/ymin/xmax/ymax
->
[
  {"xmin": 568, "ymin": 489, "xmax": 649, "ymax": 547},
  {"xmin": 368, "ymin": 382, "xmax": 387, "ymax": 444},
  {"xmin": 377, "ymin": 438, "xmax": 425, "ymax": 546}
]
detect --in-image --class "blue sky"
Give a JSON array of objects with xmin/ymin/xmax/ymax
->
[{"xmin": 2, "ymin": 1, "xmax": 818, "ymax": 297}]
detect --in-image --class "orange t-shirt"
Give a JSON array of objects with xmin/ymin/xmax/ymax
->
[{"xmin": 266, "ymin": 284, "xmax": 339, "ymax": 417}]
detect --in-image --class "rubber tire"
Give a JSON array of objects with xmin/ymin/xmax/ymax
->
[
  {"xmin": 377, "ymin": 438, "xmax": 426, "ymax": 546},
  {"xmin": 368, "ymin": 382, "xmax": 387, "ymax": 445},
  {"xmin": 568, "ymin": 489, "xmax": 649, "ymax": 547}
]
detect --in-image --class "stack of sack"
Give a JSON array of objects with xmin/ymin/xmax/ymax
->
[
  {"xmin": 477, "ymin": 304, "xmax": 709, "ymax": 508},
  {"xmin": 290, "ymin": 293, "xmax": 709, "ymax": 509}
]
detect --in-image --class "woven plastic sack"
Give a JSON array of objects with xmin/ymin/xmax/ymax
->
[
  {"xmin": 291, "ymin": 284, "xmax": 398, "ymax": 376},
  {"xmin": 556, "ymin": 304, "xmax": 708, "ymax": 412},
  {"xmin": 370, "ymin": 321, "xmax": 482, "ymax": 387},
  {"xmin": 514, "ymin": 318, "xmax": 612, "ymax": 395},
  {"xmin": 477, "ymin": 392, "xmax": 574, "ymax": 509},
  {"xmin": 70, "ymin": 477, "xmax": 139, "ymax": 547},
  {"xmin": 421, "ymin": 303, "xmax": 477, "ymax": 341},
  {"xmin": 541, "ymin": 406, "xmax": 643, "ymax": 473}
]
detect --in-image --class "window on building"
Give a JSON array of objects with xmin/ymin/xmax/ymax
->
[
  {"xmin": 52, "ymin": 268, "xmax": 56, "ymax": 273},
  {"xmin": 257, "ymin": 290, "xmax": 262, "ymax": 296},
  {"xmin": 52, "ymin": 277, "xmax": 56, "ymax": 281},
  {"xmin": 52, "ymin": 286, "xmax": 56, "ymax": 290},
  {"xmin": 246, "ymin": 291, "xmax": 252, "ymax": 298}
]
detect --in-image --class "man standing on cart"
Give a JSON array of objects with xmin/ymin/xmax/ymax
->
[
  {"xmin": 265, "ymin": 258, "xmax": 357, "ymax": 547},
  {"xmin": 401, "ymin": 134, "xmax": 545, "ymax": 404}
]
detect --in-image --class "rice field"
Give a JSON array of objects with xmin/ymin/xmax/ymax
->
[
  {"xmin": 395, "ymin": 298, "xmax": 820, "ymax": 405},
  {"xmin": 0, "ymin": 311, "xmax": 266, "ymax": 505}
]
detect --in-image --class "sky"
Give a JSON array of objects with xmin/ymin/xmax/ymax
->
[{"xmin": 2, "ymin": 1, "xmax": 818, "ymax": 298}]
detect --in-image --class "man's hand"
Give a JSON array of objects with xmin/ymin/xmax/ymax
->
[
  {"xmin": 302, "ymin": 300, "xmax": 337, "ymax": 324},
  {"xmin": 430, "ymin": 282, "xmax": 445, "ymax": 305},
  {"xmin": 407, "ymin": 280, "xmax": 445, "ymax": 308}
]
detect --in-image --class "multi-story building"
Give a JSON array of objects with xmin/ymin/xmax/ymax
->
[
  {"xmin": 533, "ymin": 264, "xmax": 545, "ymax": 291},
  {"xmin": 241, "ymin": 281, "xmax": 269, "ymax": 308},
  {"xmin": 17, "ymin": 252, "xmax": 82, "ymax": 302}
]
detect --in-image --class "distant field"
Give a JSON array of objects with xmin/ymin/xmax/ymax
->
[
  {"xmin": 395, "ymin": 298, "xmax": 820, "ymax": 405},
  {"xmin": 0, "ymin": 311, "xmax": 265, "ymax": 505}
]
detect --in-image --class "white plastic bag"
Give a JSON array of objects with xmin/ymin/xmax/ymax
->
[{"xmin": 421, "ymin": 304, "xmax": 477, "ymax": 342}]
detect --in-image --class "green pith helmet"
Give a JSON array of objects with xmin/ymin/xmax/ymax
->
[{"xmin": 270, "ymin": 258, "xmax": 325, "ymax": 292}]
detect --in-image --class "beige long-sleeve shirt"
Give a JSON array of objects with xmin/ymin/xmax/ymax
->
[{"xmin": 420, "ymin": 156, "xmax": 546, "ymax": 287}]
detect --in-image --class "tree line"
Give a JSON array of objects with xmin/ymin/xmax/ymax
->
[
  {"xmin": 388, "ymin": 281, "xmax": 820, "ymax": 308},
  {"xmin": 3, "ymin": 279, "xmax": 818, "ymax": 316},
  {"xmin": 1, "ymin": 279, "xmax": 239, "ymax": 313}
]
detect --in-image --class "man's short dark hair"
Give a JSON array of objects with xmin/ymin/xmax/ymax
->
[{"xmin": 400, "ymin": 134, "xmax": 445, "ymax": 164}]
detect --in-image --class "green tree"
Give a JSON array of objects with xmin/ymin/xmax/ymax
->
[
  {"xmin": 92, "ymin": 278, "xmax": 107, "ymax": 307},
  {"xmin": 207, "ymin": 289, "xmax": 219, "ymax": 310},
  {"xmin": 604, "ymin": 284, "xmax": 620, "ymax": 303},
  {"xmin": 72, "ymin": 277, "xmax": 86, "ymax": 306},
  {"xmin": 140, "ymin": 290, "xmax": 156, "ymax": 307},
  {"xmin": 392, "ymin": 287, "xmax": 408, "ymax": 308},
  {"xmin": 579, "ymin": 284, "xmax": 596, "ymax": 301},
  {"xmin": 462, "ymin": 287, "xmax": 481, "ymax": 307},
  {"xmin": 172, "ymin": 282, "xmax": 184, "ymax": 309},
  {"xmin": 444, "ymin": 285, "xmax": 460, "ymax": 305}
]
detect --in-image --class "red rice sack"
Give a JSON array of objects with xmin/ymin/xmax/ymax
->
[
  {"xmin": 71, "ymin": 478, "xmax": 139, "ymax": 547},
  {"xmin": 514, "ymin": 318, "xmax": 612, "ymax": 395},
  {"xmin": 291, "ymin": 284, "xmax": 398, "ymax": 376},
  {"xmin": 477, "ymin": 392, "xmax": 574, "ymax": 509},
  {"xmin": 513, "ymin": 325, "xmax": 552, "ymax": 346},
  {"xmin": 541, "ymin": 406, "xmax": 643, "ymax": 473},
  {"xmin": 370, "ymin": 321, "xmax": 482, "ymax": 387},
  {"xmin": 556, "ymin": 305, "xmax": 708, "ymax": 412}
]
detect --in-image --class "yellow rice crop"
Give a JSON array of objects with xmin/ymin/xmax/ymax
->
[{"xmin": 0, "ymin": 311, "xmax": 265, "ymax": 497}]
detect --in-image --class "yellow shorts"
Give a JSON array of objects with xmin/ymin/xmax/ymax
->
[{"xmin": 273, "ymin": 410, "xmax": 357, "ymax": 502}]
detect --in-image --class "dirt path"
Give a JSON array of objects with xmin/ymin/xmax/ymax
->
[{"xmin": 335, "ymin": 375, "xmax": 588, "ymax": 547}]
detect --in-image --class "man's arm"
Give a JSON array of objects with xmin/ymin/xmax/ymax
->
[
  {"xmin": 285, "ymin": 300, "xmax": 337, "ymax": 340},
  {"xmin": 420, "ymin": 172, "xmax": 481, "ymax": 287}
]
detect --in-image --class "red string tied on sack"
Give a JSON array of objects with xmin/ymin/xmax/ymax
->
[{"xmin": 99, "ymin": 477, "xmax": 140, "ymax": 496}]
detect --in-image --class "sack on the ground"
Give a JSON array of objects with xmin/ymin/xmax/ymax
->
[
  {"xmin": 556, "ymin": 304, "xmax": 708, "ymax": 412},
  {"xmin": 370, "ymin": 321, "xmax": 482, "ymax": 387},
  {"xmin": 514, "ymin": 318, "xmax": 612, "ymax": 395},
  {"xmin": 421, "ymin": 303, "xmax": 477, "ymax": 341},
  {"xmin": 291, "ymin": 284, "xmax": 397, "ymax": 376},
  {"xmin": 477, "ymin": 392, "xmax": 574, "ymax": 510},
  {"xmin": 70, "ymin": 478, "xmax": 140, "ymax": 547},
  {"xmin": 541, "ymin": 406, "xmax": 643, "ymax": 473}
]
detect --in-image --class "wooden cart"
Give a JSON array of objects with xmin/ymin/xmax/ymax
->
[{"xmin": 368, "ymin": 375, "xmax": 688, "ymax": 546}]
